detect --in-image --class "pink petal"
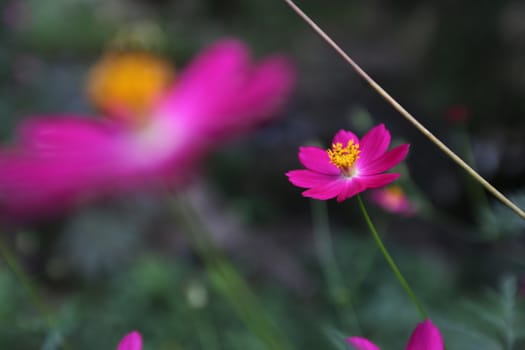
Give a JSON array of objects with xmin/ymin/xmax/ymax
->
[
  {"xmin": 332, "ymin": 129, "xmax": 359, "ymax": 146},
  {"xmin": 153, "ymin": 39, "xmax": 251, "ymax": 130},
  {"xmin": 298, "ymin": 146, "xmax": 339, "ymax": 175},
  {"xmin": 302, "ymin": 179, "xmax": 345, "ymax": 200},
  {"xmin": 0, "ymin": 117, "xmax": 125, "ymax": 218},
  {"xmin": 359, "ymin": 144, "xmax": 409, "ymax": 175},
  {"xmin": 286, "ymin": 169, "xmax": 338, "ymax": 188},
  {"xmin": 405, "ymin": 320, "xmax": 444, "ymax": 350},
  {"xmin": 15, "ymin": 115, "xmax": 123, "ymax": 153},
  {"xmin": 0, "ymin": 152, "xmax": 112, "ymax": 219},
  {"xmin": 196, "ymin": 55, "xmax": 295, "ymax": 140},
  {"xmin": 357, "ymin": 124, "xmax": 391, "ymax": 166},
  {"xmin": 117, "ymin": 331, "xmax": 143, "ymax": 350},
  {"xmin": 358, "ymin": 173, "xmax": 400, "ymax": 189},
  {"xmin": 0, "ymin": 116, "xmax": 193, "ymax": 220},
  {"xmin": 336, "ymin": 178, "xmax": 365, "ymax": 202},
  {"xmin": 346, "ymin": 337, "xmax": 381, "ymax": 350},
  {"xmin": 222, "ymin": 55, "xmax": 295, "ymax": 124},
  {"xmin": 154, "ymin": 39, "xmax": 295, "ymax": 143},
  {"xmin": 164, "ymin": 39, "xmax": 251, "ymax": 105}
]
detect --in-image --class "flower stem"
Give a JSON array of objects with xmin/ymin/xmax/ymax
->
[
  {"xmin": 0, "ymin": 236, "xmax": 54, "ymax": 325},
  {"xmin": 310, "ymin": 200, "xmax": 362, "ymax": 333},
  {"xmin": 357, "ymin": 195, "xmax": 427, "ymax": 319},
  {"xmin": 0, "ymin": 236, "xmax": 72, "ymax": 349},
  {"xmin": 188, "ymin": 290, "xmax": 222, "ymax": 350},
  {"xmin": 283, "ymin": 0, "xmax": 525, "ymax": 221},
  {"xmin": 172, "ymin": 194, "xmax": 293, "ymax": 350},
  {"xmin": 455, "ymin": 126, "xmax": 500, "ymax": 238}
]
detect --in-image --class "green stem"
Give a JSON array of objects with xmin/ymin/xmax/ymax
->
[
  {"xmin": 502, "ymin": 278, "xmax": 516, "ymax": 350},
  {"xmin": 0, "ymin": 236, "xmax": 72, "ymax": 349},
  {"xmin": 0, "ymin": 236, "xmax": 54, "ymax": 325},
  {"xmin": 310, "ymin": 200, "xmax": 361, "ymax": 332},
  {"xmin": 357, "ymin": 195, "xmax": 427, "ymax": 319},
  {"xmin": 457, "ymin": 126, "xmax": 490, "ymax": 211},
  {"xmin": 456, "ymin": 126, "xmax": 500, "ymax": 239},
  {"xmin": 172, "ymin": 194, "xmax": 293, "ymax": 350},
  {"xmin": 188, "ymin": 303, "xmax": 220, "ymax": 350}
]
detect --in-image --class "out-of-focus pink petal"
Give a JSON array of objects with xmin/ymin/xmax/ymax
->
[
  {"xmin": 217, "ymin": 55, "xmax": 295, "ymax": 133},
  {"xmin": 302, "ymin": 179, "xmax": 345, "ymax": 200},
  {"xmin": 359, "ymin": 173, "xmax": 400, "ymax": 189},
  {"xmin": 157, "ymin": 39, "xmax": 250, "ymax": 118},
  {"xmin": 0, "ymin": 151, "xmax": 195, "ymax": 220},
  {"xmin": 0, "ymin": 117, "xmax": 123, "ymax": 219},
  {"xmin": 405, "ymin": 320, "xmax": 444, "ymax": 350},
  {"xmin": 359, "ymin": 144, "xmax": 409, "ymax": 175},
  {"xmin": 298, "ymin": 146, "xmax": 339, "ymax": 175},
  {"xmin": 332, "ymin": 129, "xmax": 359, "ymax": 146},
  {"xmin": 336, "ymin": 178, "xmax": 365, "ymax": 202},
  {"xmin": 117, "ymin": 331, "xmax": 143, "ymax": 350},
  {"xmin": 0, "ymin": 151, "xmax": 114, "ymax": 219},
  {"xmin": 286, "ymin": 169, "xmax": 337, "ymax": 188},
  {"xmin": 154, "ymin": 39, "xmax": 295, "ymax": 144},
  {"xmin": 357, "ymin": 124, "xmax": 391, "ymax": 166},
  {"xmin": 197, "ymin": 55, "xmax": 295, "ymax": 139},
  {"xmin": 0, "ymin": 116, "xmax": 195, "ymax": 220},
  {"xmin": 168, "ymin": 39, "xmax": 250, "ymax": 99},
  {"xmin": 17, "ymin": 117, "xmax": 132, "ymax": 167},
  {"xmin": 346, "ymin": 337, "xmax": 381, "ymax": 350},
  {"xmin": 15, "ymin": 115, "xmax": 123, "ymax": 153}
]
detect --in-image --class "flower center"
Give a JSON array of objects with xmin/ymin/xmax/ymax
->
[
  {"xmin": 327, "ymin": 140, "xmax": 360, "ymax": 175},
  {"xmin": 383, "ymin": 186, "xmax": 405, "ymax": 206},
  {"xmin": 86, "ymin": 51, "xmax": 175, "ymax": 125}
]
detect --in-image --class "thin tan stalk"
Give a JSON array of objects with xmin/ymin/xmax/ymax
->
[{"xmin": 283, "ymin": 0, "xmax": 525, "ymax": 220}]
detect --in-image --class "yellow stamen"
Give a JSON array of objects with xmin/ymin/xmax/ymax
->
[
  {"xmin": 86, "ymin": 51, "xmax": 175, "ymax": 122},
  {"xmin": 327, "ymin": 140, "xmax": 360, "ymax": 175}
]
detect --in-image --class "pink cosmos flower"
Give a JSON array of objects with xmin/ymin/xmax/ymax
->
[
  {"xmin": 117, "ymin": 331, "xmax": 142, "ymax": 350},
  {"xmin": 0, "ymin": 39, "xmax": 295, "ymax": 220},
  {"xmin": 286, "ymin": 124, "xmax": 409, "ymax": 202},
  {"xmin": 347, "ymin": 319, "xmax": 444, "ymax": 350},
  {"xmin": 369, "ymin": 185, "xmax": 417, "ymax": 217}
]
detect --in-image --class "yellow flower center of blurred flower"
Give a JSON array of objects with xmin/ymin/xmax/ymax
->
[
  {"xmin": 86, "ymin": 51, "xmax": 175, "ymax": 123},
  {"xmin": 385, "ymin": 185, "xmax": 404, "ymax": 199},
  {"xmin": 381, "ymin": 186, "xmax": 406, "ymax": 208},
  {"xmin": 327, "ymin": 140, "xmax": 360, "ymax": 175}
]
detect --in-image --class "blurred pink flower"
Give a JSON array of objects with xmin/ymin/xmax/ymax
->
[
  {"xmin": 286, "ymin": 124, "xmax": 409, "ymax": 202},
  {"xmin": 117, "ymin": 331, "xmax": 142, "ymax": 350},
  {"xmin": 347, "ymin": 319, "xmax": 444, "ymax": 350},
  {"xmin": 0, "ymin": 39, "xmax": 295, "ymax": 220},
  {"xmin": 369, "ymin": 185, "xmax": 417, "ymax": 217}
]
